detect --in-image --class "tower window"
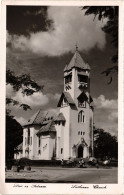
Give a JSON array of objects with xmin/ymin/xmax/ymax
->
[
  {"xmin": 65, "ymin": 75, "xmax": 72, "ymax": 84},
  {"xmin": 78, "ymin": 111, "xmax": 85, "ymax": 123},
  {"xmin": 78, "ymin": 100, "xmax": 86, "ymax": 108},
  {"xmin": 61, "ymin": 97, "xmax": 68, "ymax": 107},
  {"xmin": 78, "ymin": 75, "xmax": 88, "ymax": 83},
  {"xmin": 25, "ymin": 137, "xmax": 26, "ymax": 145},
  {"xmin": 78, "ymin": 131, "xmax": 80, "ymax": 135}
]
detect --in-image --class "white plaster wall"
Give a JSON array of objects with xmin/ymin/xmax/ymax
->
[
  {"xmin": 14, "ymin": 152, "xmax": 22, "ymax": 160},
  {"xmin": 55, "ymin": 123, "xmax": 64, "ymax": 160},
  {"xmin": 40, "ymin": 135, "xmax": 50, "ymax": 160},
  {"xmin": 31, "ymin": 126, "xmax": 40, "ymax": 160},
  {"xmin": 22, "ymin": 125, "xmax": 40, "ymax": 160},
  {"xmin": 49, "ymin": 134, "xmax": 56, "ymax": 160},
  {"xmin": 23, "ymin": 128, "xmax": 28, "ymax": 158},
  {"xmin": 70, "ymin": 103, "xmax": 93, "ymax": 158},
  {"xmin": 29, "ymin": 127, "xmax": 39, "ymax": 159},
  {"xmin": 60, "ymin": 106, "xmax": 70, "ymax": 160}
]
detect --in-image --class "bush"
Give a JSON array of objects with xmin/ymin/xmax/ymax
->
[
  {"xmin": 18, "ymin": 158, "xmax": 31, "ymax": 166},
  {"xmin": 6, "ymin": 159, "xmax": 17, "ymax": 169}
]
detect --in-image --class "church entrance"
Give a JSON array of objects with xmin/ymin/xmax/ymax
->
[{"xmin": 78, "ymin": 145, "xmax": 83, "ymax": 158}]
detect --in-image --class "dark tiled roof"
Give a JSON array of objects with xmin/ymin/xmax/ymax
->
[
  {"xmin": 23, "ymin": 110, "xmax": 56, "ymax": 126},
  {"xmin": 14, "ymin": 142, "xmax": 23, "ymax": 151},
  {"xmin": 64, "ymin": 50, "xmax": 90, "ymax": 71},
  {"xmin": 54, "ymin": 113, "xmax": 66, "ymax": 122},
  {"xmin": 37, "ymin": 120, "xmax": 56, "ymax": 135},
  {"xmin": 23, "ymin": 109, "xmax": 45, "ymax": 126},
  {"xmin": 57, "ymin": 92, "xmax": 75, "ymax": 107}
]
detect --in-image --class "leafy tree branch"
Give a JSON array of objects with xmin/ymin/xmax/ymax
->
[{"xmin": 82, "ymin": 6, "xmax": 118, "ymax": 83}]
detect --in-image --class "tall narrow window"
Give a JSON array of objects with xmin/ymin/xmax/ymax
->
[
  {"xmin": 61, "ymin": 148, "xmax": 63, "ymax": 154},
  {"xmin": 38, "ymin": 137, "xmax": 41, "ymax": 147},
  {"xmin": 27, "ymin": 128, "xmax": 30, "ymax": 145},
  {"xmin": 83, "ymin": 115, "xmax": 85, "ymax": 123},
  {"xmin": 38, "ymin": 150, "xmax": 41, "ymax": 155},
  {"xmin": 78, "ymin": 111, "xmax": 85, "ymax": 123},
  {"xmin": 25, "ymin": 137, "xmax": 26, "ymax": 145}
]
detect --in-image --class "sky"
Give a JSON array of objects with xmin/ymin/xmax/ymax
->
[{"xmin": 6, "ymin": 6, "xmax": 118, "ymax": 136}]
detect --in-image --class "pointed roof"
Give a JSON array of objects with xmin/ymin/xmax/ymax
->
[
  {"xmin": 23, "ymin": 109, "xmax": 45, "ymax": 126},
  {"xmin": 54, "ymin": 113, "xmax": 66, "ymax": 122},
  {"xmin": 64, "ymin": 50, "xmax": 90, "ymax": 72},
  {"xmin": 57, "ymin": 92, "xmax": 75, "ymax": 107},
  {"xmin": 23, "ymin": 109, "xmax": 56, "ymax": 126},
  {"xmin": 37, "ymin": 120, "xmax": 56, "ymax": 135}
]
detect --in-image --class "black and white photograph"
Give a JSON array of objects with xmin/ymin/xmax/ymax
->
[{"xmin": 0, "ymin": 1, "xmax": 123, "ymax": 194}]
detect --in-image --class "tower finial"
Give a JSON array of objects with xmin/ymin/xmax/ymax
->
[{"xmin": 75, "ymin": 43, "xmax": 78, "ymax": 51}]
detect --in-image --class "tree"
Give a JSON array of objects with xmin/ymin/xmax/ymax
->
[
  {"xmin": 6, "ymin": 113, "xmax": 23, "ymax": 159},
  {"xmin": 6, "ymin": 69, "xmax": 43, "ymax": 110},
  {"xmin": 94, "ymin": 128, "xmax": 118, "ymax": 159},
  {"xmin": 82, "ymin": 6, "xmax": 118, "ymax": 83},
  {"xmin": 6, "ymin": 69, "xmax": 43, "ymax": 159}
]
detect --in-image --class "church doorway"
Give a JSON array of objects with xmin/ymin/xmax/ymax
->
[{"xmin": 78, "ymin": 145, "xmax": 83, "ymax": 158}]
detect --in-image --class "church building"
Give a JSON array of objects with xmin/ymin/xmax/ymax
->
[{"xmin": 14, "ymin": 47, "xmax": 94, "ymax": 160}]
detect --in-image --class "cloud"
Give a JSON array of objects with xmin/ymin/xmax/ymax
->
[
  {"xmin": 14, "ymin": 116, "xmax": 27, "ymax": 126},
  {"xmin": 46, "ymin": 108, "xmax": 59, "ymax": 115},
  {"xmin": 7, "ymin": 6, "xmax": 106, "ymax": 56},
  {"xmin": 108, "ymin": 112, "xmax": 118, "ymax": 122},
  {"xmin": 6, "ymin": 84, "xmax": 49, "ymax": 108},
  {"xmin": 6, "ymin": 84, "xmax": 15, "ymax": 98},
  {"xmin": 93, "ymin": 95, "xmax": 118, "ymax": 136},
  {"xmin": 47, "ymin": 93, "xmax": 61, "ymax": 101},
  {"xmin": 93, "ymin": 95, "xmax": 118, "ymax": 109},
  {"xmin": 6, "ymin": 84, "xmax": 61, "ymax": 111}
]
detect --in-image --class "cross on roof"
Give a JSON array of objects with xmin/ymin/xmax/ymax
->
[{"xmin": 75, "ymin": 43, "xmax": 78, "ymax": 51}]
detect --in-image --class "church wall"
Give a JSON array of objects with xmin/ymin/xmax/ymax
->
[
  {"xmin": 22, "ymin": 125, "xmax": 40, "ymax": 160},
  {"xmin": 70, "ymin": 105, "xmax": 93, "ymax": 158},
  {"xmin": 49, "ymin": 133, "xmax": 56, "ymax": 160},
  {"xmin": 40, "ymin": 134, "xmax": 56, "ymax": 160},
  {"xmin": 60, "ymin": 106, "xmax": 70, "ymax": 160},
  {"xmin": 29, "ymin": 126, "xmax": 39, "ymax": 159},
  {"xmin": 23, "ymin": 128, "xmax": 28, "ymax": 158},
  {"xmin": 55, "ymin": 123, "xmax": 64, "ymax": 160}
]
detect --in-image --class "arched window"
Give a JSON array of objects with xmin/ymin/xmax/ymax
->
[{"xmin": 78, "ymin": 111, "xmax": 85, "ymax": 123}]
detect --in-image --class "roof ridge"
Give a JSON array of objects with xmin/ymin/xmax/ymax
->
[
  {"xmin": 40, "ymin": 111, "xmax": 48, "ymax": 125},
  {"xmin": 33, "ymin": 109, "xmax": 42, "ymax": 124}
]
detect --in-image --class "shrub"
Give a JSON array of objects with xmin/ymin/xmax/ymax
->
[{"xmin": 18, "ymin": 158, "xmax": 31, "ymax": 166}]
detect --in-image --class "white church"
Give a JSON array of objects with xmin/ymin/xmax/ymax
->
[{"xmin": 14, "ymin": 48, "xmax": 94, "ymax": 160}]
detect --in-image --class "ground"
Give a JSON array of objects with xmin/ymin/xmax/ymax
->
[{"xmin": 6, "ymin": 167, "xmax": 117, "ymax": 183}]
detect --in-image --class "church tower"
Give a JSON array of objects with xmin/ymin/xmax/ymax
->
[{"xmin": 57, "ymin": 46, "xmax": 94, "ymax": 160}]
